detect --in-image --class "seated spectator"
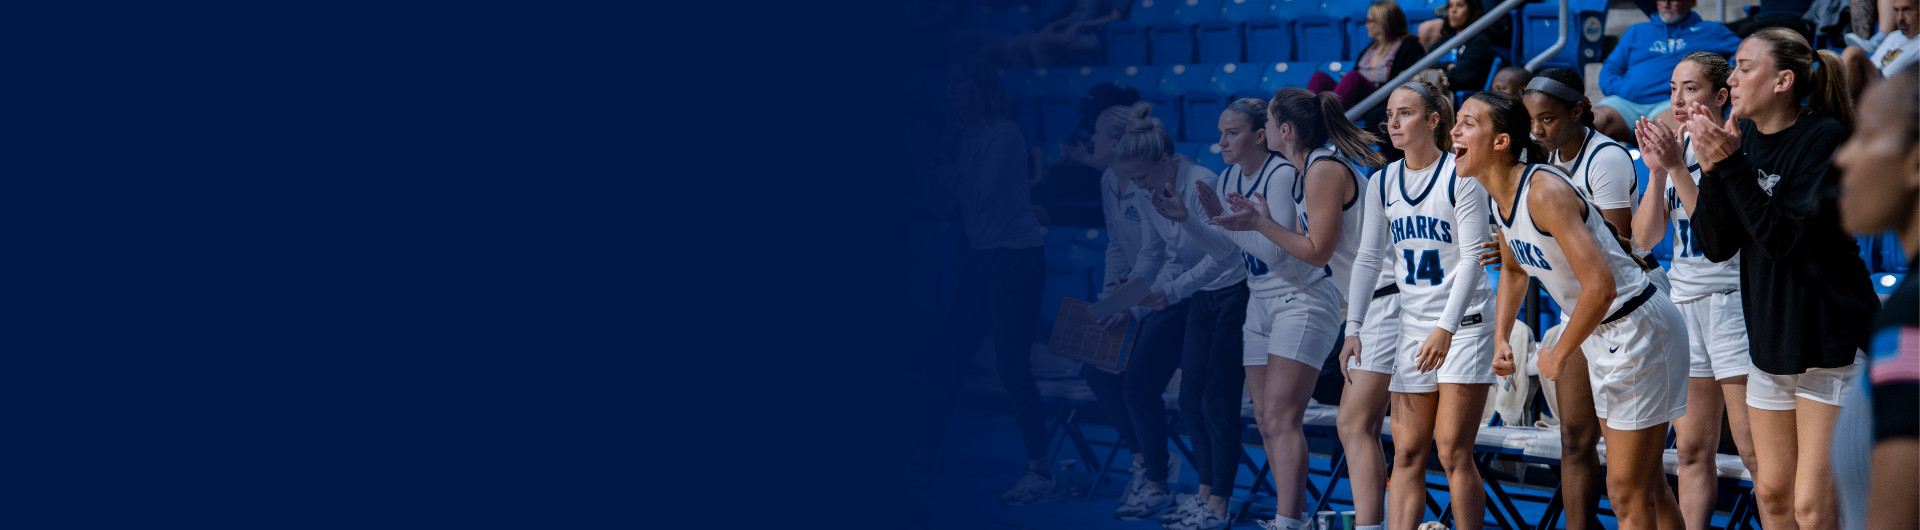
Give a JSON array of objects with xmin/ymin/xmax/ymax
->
[
  {"xmin": 1420, "ymin": 0, "xmax": 1496, "ymax": 93},
  {"xmin": 1593, "ymin": 0, "xmax": 1741, "ymax": 145},
  {"xmin": 1841, "ymin": 0, "xmax": 1919, "ymax": 99},
  {"xmin": 1725, "ymin": 0, "xmax": 1817, "ymax": 42},
  {"xmin": 1306, "ymin": 0, "xmax": 1425, "ymax": 159},
  {"xmin": 1489, "ymin": 66, "xmax": 1532, "ymax": 98},
  {"xmin": 1417, "ymin": 0, "xmax": 1512, "ymax": 54}
]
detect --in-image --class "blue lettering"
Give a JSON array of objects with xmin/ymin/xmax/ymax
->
[{"xmin": 1438, "ymin": 220, "xmax": 1452, "ymax": 243}]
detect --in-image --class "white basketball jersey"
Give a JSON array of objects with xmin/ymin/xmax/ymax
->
[
  {"xmin": 1548, "ymin": 128, "xmax": 1639, "ymax": 213},
  {"xmin": 1293, "ymin": 146, "xmax": 1368, "ymax": 304},
  {"xmin": 1377, "ymin": 153, "xmax": 1494, "ymax": 322},
  {"xmin": 1664, "ymin": 135, "xmax": 1740, "ymax": 301},
  {"xmin": 1221, "ymin": 152, "xmax": 1323, "ymax": 296},
  {"xmin": 1495, "ymin": 164, "xmax": 1651, "ymax": 317}
]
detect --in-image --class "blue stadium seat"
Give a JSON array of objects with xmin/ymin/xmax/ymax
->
[
  {"xmin": 1874, "ymin": 273, "xmax": 1906, "ymax": 295},
  {"xmin": 1516, "ymin": 2, "xmax": 1606, "ymax": 70},
  {"xmin": 1318, "ymin": 59, "xmax": 1352, "ymax": 81},
  {"xmin": 1245, "ymin": 11, "xmax": 1296, "ymax": 62},
  {"xmin": 1881, "ymin": 231, "xmax": 1909, "ymax": 273},
  {"xmin": 1294, "ymin": 12, "xmax": 1346, "ymax": 61},
  {"xmin": 1242, "ymin": 61, "xmax": 1322, "ymax": 100},
  {"xmin": 1860, "ymin": 233, "xmax": 1877, "ymax": 272},
  {"xmin": 1041, "ymin": 226, "xmax": 1095, "ymax": 323},
  {"xmin": 966, "ymin": 3, "xmax": 1037, "ymax": 32},
  {"xmin": 1152, "ymin": 0, "xmax": 1223, "ymax": 65},
  {"xmin": 1184, "ymin": 62, "xmax": 1267, "ymax": 142},
  {"xmin": 1002, "ymin": 68, "xmax": 1068, "ymax": 145},
  {"xmin": 1041, "ymin": 66, "xmax": 1119, "ymax": 143},
  {"xmin": 1132, "ymin": 0, "xmax": 1181, "ymax": 24},
  {"xmin": 1190, "ymin": 141, "xmax": 1229, "ymax": 174},
  {"xmin": 1198, "ymin": 0, "xmax": 1272, "ymax": 63},
  {"xmin": 1325, "ymin": 0, "xmax": 1376, "ymax": 61},
  {"xmin": 1143, "ymin": 63, "xmax": 1216, "ymax": 137},
  {"xmin": 1113, "ymin": 65, "xmax": 1166, "ymax": 91},
  {"xmin": 1072, "ymin": 226, "xmax": 1111, "ymax": 250},
  {"xmin": 1108, "ymin": 21, "xmax": 1152, "ymax": 65},
  {"xmin": 1399, "ymin": 0, "xmax": 1438, "ymax": 32},
  {"xmin": 1270, "ymin": 0, "xmax": 1320, "ymax": 17}
]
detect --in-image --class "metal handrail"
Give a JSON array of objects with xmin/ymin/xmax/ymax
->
[
  {"xmin": 1343, "ymin": 0, "xmax": 1571, "ymax": 120},
  {"xmin": 1524, "ymin": 0, "xmax": 1570, "ymax": 70}
]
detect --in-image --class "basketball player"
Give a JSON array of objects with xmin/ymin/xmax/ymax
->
[
  {"xmin": 1206, "ymin": 87, "xmax": 1383, "ymax": 530},
  {"xmin": 1347, "ymin": 81, "xmax": 1498, "ymax": 530},
  {"xmin": 1628, "ymin": 51, "xmax": 1760, "ymax": 530},
  {"xmin": 1459, "ymin": 90, "xmax": 1690, "ymax": 530}
]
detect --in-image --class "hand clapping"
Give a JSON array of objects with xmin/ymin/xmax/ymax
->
[
  {"xmin": 1681, "ymin": 102, "xmax": 1740, "ymax": 174},
  {"xmin": 1207, "ymin": 191, "xmax": 1274, "ymax": 232}
]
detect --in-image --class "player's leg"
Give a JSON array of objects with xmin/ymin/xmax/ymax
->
[
  {"xmin": 990, "ymin": 247, "xmax": 1049, "ymax": 463},
  {"xmin": 1200, "ymin": 284, "xmax": 1251, "ymax": 519},
  {"xmin": 1720, "ymin": 376, "xmax": 1758, "ymax": 478},
  {"xmin": 1120, "ymin": 303, "xmax": 1189, "ymax": 517},
  {"xmin": 1434, "ymin": 383, "xmax": 1493, "ymax": 530},
  {"xmin": 1555, "ymin": 349, "xmax": 1606, "ymax": 530},
  {"xmin": 1746, "ymin": 366, "xmax": 1803, "ymax": 530},
  {"xmin": 1593, "ymin": 104, "xmax": 1634, "ymax": 146},
  {"xmin": 1387, "ymin": 390, "xmax": 1439, "ymax": 530},
  {"xmin": 1179, "ymin": 292, "xmax": 1222, "ymax": 507},
  {"xmin": 1788, "ymin": 371, "xmax": 1851, "ymax": 530},
  {"xmin": 1598, "ymin": 419, "xmax": 1686, "ymax": 530},
  {"xmin": 1256, "ymin": 356, "xmax": 1322, "ymax": 524},
  {"xmin": 1673, "ymin": 376, "xmax": 1726, "ymax": 530},
  {"xmin": 1337, "ymin": 370, "xmax": 1393, "ymax": 527}
]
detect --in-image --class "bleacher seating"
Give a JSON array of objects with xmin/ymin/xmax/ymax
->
[
  {"xmin": 1514, "ymin": 0, "xmax": 1606, "ymax": 70},
  {"xmin": 1246, "ymin": 61, "xmax": 1321, "ymax": 100},
  {"xmin": 1001, "ymin": 68, "xmax": 1068, "ymax": 145},
  {"xmin": 1244, "ymin": 4, "xmax": 1296, "ymax": 62},
  {"xmin": 1042, "ymin": 66, "xmax": 1119, "ymax": 142},
  {"xmin": 1184, "ymin": 62, "xmax": 1267, "ymax": 142},
  {"xmin": 1144, "ymin": 63, "xmax": 1215, "ymax": 137},
  {"xmin": 1192, "ymin": 142, "xmax": 1229, "ymax": 174},
  {"xmin": 1151, "ymin": 0, "xmax": 1223, "ymax": 65},
  {"xmin": 1114, "ymin": 64, "xmax": 1166, "ymax": 91},
  {"xmin": 1198, "ymin": 0, "xmax": 1275, "ymax": 63},
  {"xmin": 1293, "ymin": 12, "xmax": 1347, "ymax": 61}
]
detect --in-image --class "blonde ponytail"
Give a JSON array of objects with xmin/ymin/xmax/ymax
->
[
  {"xmin": 1810, "ymin": 49, "xmax": 1855, "ymax": 131},
  {"xmin": 1115, "ymin": 102, "xmax": 1182, "ymax": 165},
  {"xmin": 1266, "ymin": 87, "xmax": 1383, "ymax": 168}
]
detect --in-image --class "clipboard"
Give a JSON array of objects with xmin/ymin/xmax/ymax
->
[
  {"xmin": 1047, "ymin": 297, "xmax": 1141, "ymax": 372},
  {"xmin": 1087, "ymin": 276, "xmax": 1149, "ymax": 320}
]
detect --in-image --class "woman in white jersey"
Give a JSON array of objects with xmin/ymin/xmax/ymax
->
[
  {"xmin": 1516, "ymin": 67, "xmax": 1640, "ymax": 530},
  {"xmin": 1145, "ymin": 98, "xmax": 1268, "ymax": 530},
  {"xmin": 1104, "ymin": 102, "xmax": 1246, "ymax": 521},
  {"xmin": 1628, "ymin": 51, "xmax": 1759, "ymax": 530},
  {"xmin": 1346, "ymin": 81, "xmax": 1500, "ymax": 530},
  {"xmin": 1457, "ymin": 90, "xmax": 1690, "ymax": 530},
  {"xmin": 1208, "ymin": 87, "xmax": 1384, "ymax": 530}
]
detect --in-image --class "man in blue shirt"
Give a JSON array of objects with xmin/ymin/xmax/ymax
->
[{"xmin": 1593, "ymin": 0, "xmax": 1743, "ymax": 144}]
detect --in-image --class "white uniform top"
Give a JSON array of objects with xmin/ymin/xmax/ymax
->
[
  {"xmin": 1100, "ymin": 168, "xmax": 1149, "ymax": 299},
  {"xmin": 1495, "ymin": 164, "xmax": 1652, "ymax": 318},
  {"xmin": 1132, "ymin": 161, "xmax": 1249, "ymax": 305},
  {"xmin": 1179, "ymin": 152, "xmax": 1324, "ymax": 298},
  {"xmin": 1664, "ymin": 134, "xmax": 1740, "ymax": 302},
  {"xmin": 1871, "ymin": 30, "xmax": 1920, "ymax": 77},
  {"xmin": 1292, "ymin": 146, "xmax": 1369, "ymax": 304},
  {"xmin": 1346, "ymin": 152, "xmax": 1495, "ymax": 334},
  {"xmin": 1546, "ymin": 128, "xmax": 1639, "ymax": 213}
]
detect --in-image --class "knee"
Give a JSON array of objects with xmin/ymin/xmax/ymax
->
[
  {"xmin": 1393, "ymin": 444, "xmax": 1430, "ymax": 468},
  {"xmin": 1336, "ymin": 412, "xmax": 1378, "ymax": 440},
  {"xmin": 1435, "ymin": 438, "xmax": 1477, "ymax": 469},
  {"xmin": 1675, "ymin": 438, "xmax": 1715, "ymax": 466},
  {"xmin": 1753, "ymin": 479, "xmax": 1794, "ymax": 511},
  {"xmin": 1843, "ymin": 45, "xmax": 1867, "ymax": 62}
]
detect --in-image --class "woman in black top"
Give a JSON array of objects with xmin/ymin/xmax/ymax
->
[
  {"xmin": 1431, "ymin": 0, "xmax": 1495, "ymax": 92},
  {"xmin": 1831, "ymin": 68, "xmax": 1917, "ymax": 530},
  {"xmin": 1684, "ymin": 27, "xmax": 1878, "ymax": 530},
  {"xmin": 1305, "ymin": 1, "xmax": 1426, "ymax": 160}
]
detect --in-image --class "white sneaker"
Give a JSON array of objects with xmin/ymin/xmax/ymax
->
[
  {"xmin": 1257, "ymin": 517, "xmax": 1304, "ymax": 530},
  {"xmin": 1160, "ymin": 495, "xmax": 1201, "ymax": 525},
  {"xmin": 1118, "ymin": 460, "xmax": 1147, "ymax": 505},
  {"xmin": 1173, "ymin": 506, "xmax": 1231, "ymax": 530},
  {"xmin": 1000, "ymin": 470, "xmax": 1059, "ymax": 506},
  {"xmin": 1116, "ymin": 483, "xmax": 1174, "ymax": 521}
]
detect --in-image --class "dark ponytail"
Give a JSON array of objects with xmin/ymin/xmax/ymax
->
[
  {"xmin": 1603, "ymin": 220, "xmax": 1658, "ymax": 271},
  {"xmin": 1268, "ymin": 87, "xmax": 1385, "ymax": 168},
  {"xmin": 1467, "ymin": 90, "xmax": 1544, "ymax": 165}
]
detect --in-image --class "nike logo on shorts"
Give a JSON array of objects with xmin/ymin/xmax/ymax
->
[{"xmin": 1608, "ymin": 346, "xmax": 1620, "ymax": 353}]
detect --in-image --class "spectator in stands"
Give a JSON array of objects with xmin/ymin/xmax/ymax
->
[
  {"xmin": 1418, "ymin": 0, "xmax": 1513, "ymax": 57},
  {"xmin": 1309, "ymin": 0, "xmax": 1426, "ymax": 161},
  {"xmin": 1592, "ymin": 0, "xmax": 1741, "ymax": 145},
  {"xmin": 1841, "ymin": 0, "xmax": 1918, "ymax": 99},
  {"xmin": 1686, "ymin": 28, "xmax": 1875, "ymax": 530},
  {"xmin": 1725, "ymin": 0, "xmax": 1818, "ymax": 42},
  {"xmin": 928, "ymin": 58, "xmax": 1055, "ymax": 507},
  {"xmin": 1829, "ymin": 68, "xmax": 1917, "ymax": 530},
  {"xmin": 1488, "ymin": 66, "xmax": 1533, "ymax": 98},
  {"xmin": 1628, "ymin": 51, "xmax": 1761, "ymax": 530},
  {"xmin": 1424, "ymin": 0, "xmax": 1496, "ymax": 94}
]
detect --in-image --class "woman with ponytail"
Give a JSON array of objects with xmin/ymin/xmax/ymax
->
[
  {"xmin": 1345, "ymin": 81, "xmax": 1503, "ymax": 530},
  {"xmin": 1629, "ymin": 51, "xmax": 1762, "ymax": 530},
  {"xmin": 1089, "ymin": 101, "xmax": 1236, "ymax": 522},
  {"xmin": 1200, "ymin": 87, "xmax": 1379, "ymax": 530},
  {"xmin": 1683, "ymin": 27, "xmax": 1880, "ymax": 530},
  {"xmin": 1456, "ymin": 90, "xmax": 1691, "ymax": 530}
]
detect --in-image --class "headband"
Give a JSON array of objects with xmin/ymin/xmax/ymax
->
[
  {"xmin": 1401, "ymin": 82, "xmax": 1433, "ymax": 101},
  {"xmin": 1525, "ymin": 77, "xmax": 1584, "ymax": 103},
  {"xmin": 1226, "ymin": 101, "xmax": 1259, "ymax": 121}
]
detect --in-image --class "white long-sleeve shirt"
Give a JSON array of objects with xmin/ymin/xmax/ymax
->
[
  {"xmin": 1344, "ymin": 153, "xmax": 1493, "ymax": 335},
  {"xmin": 1131, "ymin": 161, "xmax": 1248, "ymax": 306},
  {"xmin": 1175, "ymin": 152, "xmax": 1324, "ymax": 298}
]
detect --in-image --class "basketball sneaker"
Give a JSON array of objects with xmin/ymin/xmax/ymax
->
[{"xmin": 1000, "ymin": 470, "xmax": 1058, "ymax": 506}]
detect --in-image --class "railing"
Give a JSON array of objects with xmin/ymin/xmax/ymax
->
[{"xmin": 1344, "ymin": 0, "xmax": 1570, "ymax": 120}]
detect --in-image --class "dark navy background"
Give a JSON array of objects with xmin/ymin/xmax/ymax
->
[{"xmin": 0, "ymin": 1, "xmax": 942, "ymax": 527}]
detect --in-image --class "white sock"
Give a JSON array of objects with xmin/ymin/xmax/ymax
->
[{"xmin": 1273, "ymin": 515, "xmax": 1305, "ymax": 530}]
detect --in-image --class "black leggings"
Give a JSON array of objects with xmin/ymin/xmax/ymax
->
[
  {"xmin": 946, "ymin": 246, "xmax": 1049, "ymax": 459},
  {"xmin": 1084, "ymin": 299, "xmax": 1189, "ymax": 482},
  {"xmin": 1178, "ymin": 283, "xmax": 1251, "ymax": 494}
]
